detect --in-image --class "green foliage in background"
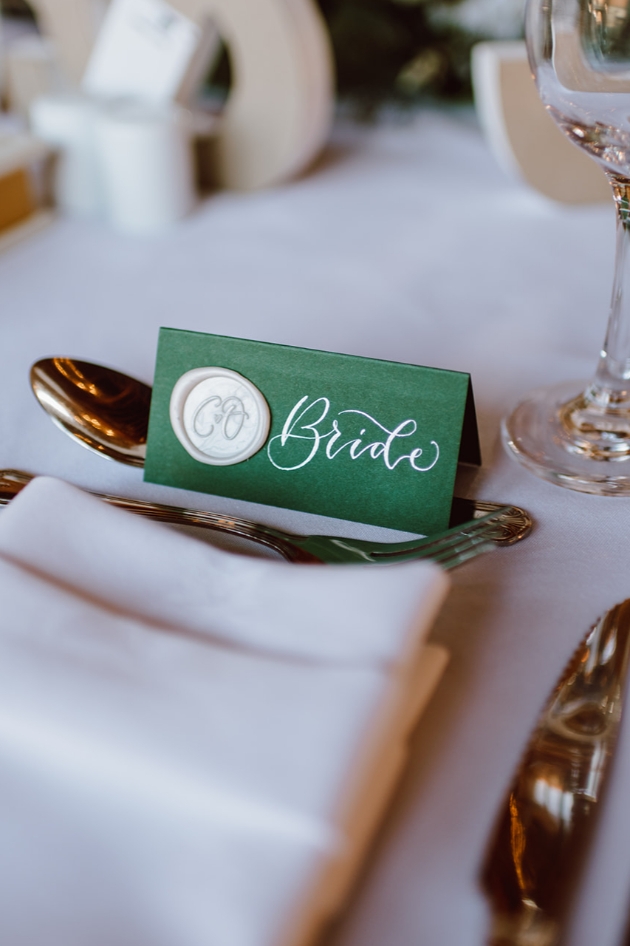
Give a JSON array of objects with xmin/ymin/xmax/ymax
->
[{"xmin": 317, "ymin": 0, "xmax": 478, "ymax": 109}]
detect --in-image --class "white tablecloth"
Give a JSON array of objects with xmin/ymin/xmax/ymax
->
[{"xmin": 1, "ymin": 108, "xmax": 628, "ymax": 946}]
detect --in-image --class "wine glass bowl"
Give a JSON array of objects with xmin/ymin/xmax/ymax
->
[{"xmin": 502, "ymin": 0, "xmax": 630, "ymax": 492}]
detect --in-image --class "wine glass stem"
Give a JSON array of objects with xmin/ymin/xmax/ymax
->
[
  {"xmin": 553, "ymin": 176, "xmax": 630, "ymax": 459},
  {"xmin": 595, "ymin": 177, "xmax": 630, "ymax": 398}
]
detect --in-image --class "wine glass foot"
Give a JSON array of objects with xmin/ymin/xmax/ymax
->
[{"xmin": 502, "ymin": 380, "xmax": 630, "ymax": 495}]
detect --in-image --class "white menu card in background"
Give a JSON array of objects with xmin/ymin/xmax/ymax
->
[{"xmin": 82, "ymin": 0, "xmax": 204, "ymax": 105}]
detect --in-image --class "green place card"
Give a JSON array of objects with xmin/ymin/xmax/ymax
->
[{"xmin": 144, "ymin": 328, "xmax": 481, "ymax": 535}]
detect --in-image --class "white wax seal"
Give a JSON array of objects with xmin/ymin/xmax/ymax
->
[{"xmin": 169, "ymin": 367, "xmax": 271, "ymax": 465}]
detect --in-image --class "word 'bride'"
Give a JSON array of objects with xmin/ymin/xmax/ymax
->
[{"xmin": 267, "ymin": 396, "xmax": 440, "ymax": 472}]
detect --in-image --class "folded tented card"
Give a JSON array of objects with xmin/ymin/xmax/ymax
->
[{"xmin": 144, "ymin": 328, "xmax": 481, "ymax": 535}]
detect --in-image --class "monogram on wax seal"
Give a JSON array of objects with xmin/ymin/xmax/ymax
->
[{"xmin": 169, "ymin": 367, "xmax": 271, "ymax": 465}]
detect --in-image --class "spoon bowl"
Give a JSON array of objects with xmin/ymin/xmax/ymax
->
[{"xmin": 31, "ymin": 358, "xmax": 151, "ymax": 467}]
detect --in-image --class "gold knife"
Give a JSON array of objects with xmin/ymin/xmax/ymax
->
[{"xmin": 481, "ymin": 599, "xmax": 630, "ymax": 946}]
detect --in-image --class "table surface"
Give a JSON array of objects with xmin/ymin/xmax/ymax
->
[{"xmin": 1, "ymin": 107, "xmax": 628, "ymax": 946}]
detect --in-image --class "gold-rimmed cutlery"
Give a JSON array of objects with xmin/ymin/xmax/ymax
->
[
  {"xmin": 0, "ymin": 469, "xmax": 530, "ymax": 566},
  {"xmin": 482, "ymin": 600, "xmax": 630, "ymax": 945}
]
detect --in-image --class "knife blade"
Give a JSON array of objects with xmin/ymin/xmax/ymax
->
[{"xmin": 481, "ymin": 599, "xmax": 630, "ymax": 946}]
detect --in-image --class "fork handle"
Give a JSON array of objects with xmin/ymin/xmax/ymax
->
[
  {"xmin": 0, "ymin": 469, "xmax": 531, "ymax": 560},
  {"xmin": 0, "ymin": 470, "xmax": 318, "ymax": 563}
]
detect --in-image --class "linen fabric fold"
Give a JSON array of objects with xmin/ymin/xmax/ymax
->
[{"xmin": 0, "ymin": 477, "xmax": 449, "ymax": 946}]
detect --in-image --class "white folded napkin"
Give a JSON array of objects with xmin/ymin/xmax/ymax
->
[{"xmin": 0, "ymin": 477, "xmax": 449, "ymax": 946}]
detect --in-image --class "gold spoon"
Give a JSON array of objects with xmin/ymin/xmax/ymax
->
[{"xmin": 30, "ymin": 357, "xmax": 150, "ymax": 467}]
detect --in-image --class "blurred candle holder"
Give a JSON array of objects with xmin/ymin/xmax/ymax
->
[
  {"xmin": 29, "ymin": 93, "xmax": 103, "ymax": 218},
  {"xmin": 94, "ymin": 100, "xmax": 196, "ymax": 235}
]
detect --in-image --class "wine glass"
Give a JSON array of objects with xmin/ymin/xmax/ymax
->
[{"xmin": 502, "ymin": 0, "xmax": 630, "ymax": 493}]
